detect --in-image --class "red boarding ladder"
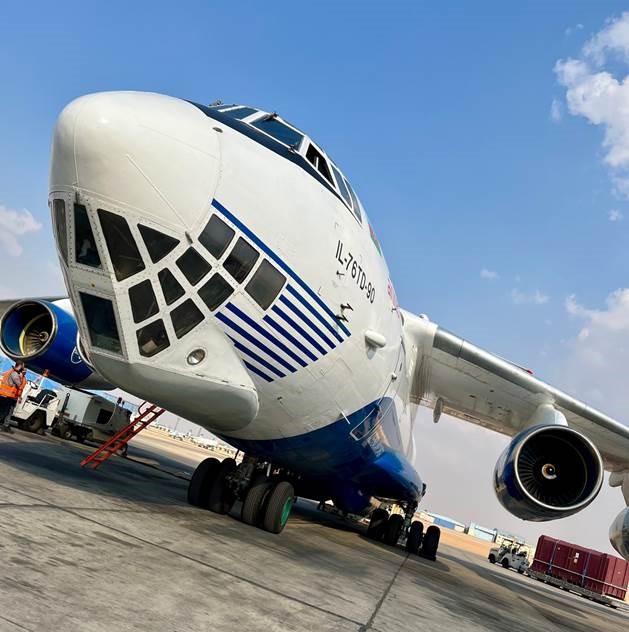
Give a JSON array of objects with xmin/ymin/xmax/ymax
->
[{"xmin": 80, "ymin": 401, "xmax": 165, "ymax": 470}]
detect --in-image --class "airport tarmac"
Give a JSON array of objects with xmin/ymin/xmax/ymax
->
[{"xmin": 0, "ymin": 429, "xmax": 626, "ymax": 632}]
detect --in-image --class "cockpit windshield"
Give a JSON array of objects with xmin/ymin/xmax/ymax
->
[
  {"xmin": 193, "ymin": 100, "xmax": 364, "ymax": 223},
  {"xmin": 252, "ymin": 116, "xmax": 304, "ymax": 148}
]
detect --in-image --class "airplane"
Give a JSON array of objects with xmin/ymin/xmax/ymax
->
[{"xmin": 1, "ymin": 91, "xmax": 628, "ymax": 561}]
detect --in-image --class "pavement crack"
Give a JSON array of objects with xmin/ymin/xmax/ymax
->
[
  {"xmin": 0, "ymin": 614, "xmax": 35, "ymax": 631},
  {"xmin": 358, "ymin": 552, "xmax": 409, "ymax": 631}
]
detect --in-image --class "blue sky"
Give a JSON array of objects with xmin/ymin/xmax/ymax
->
[{"xmin": 2, "ymin": 2, "xmax": 629, "ymax": 551}]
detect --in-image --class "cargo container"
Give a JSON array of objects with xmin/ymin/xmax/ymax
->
[{"xmin": 529, "ymin": 535, "xmax": 629, "ymax": 605}]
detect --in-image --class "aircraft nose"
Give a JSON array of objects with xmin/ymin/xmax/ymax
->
[{"xmin": 50, "ymin": 91, "xmax": 221, "ymax": 229}]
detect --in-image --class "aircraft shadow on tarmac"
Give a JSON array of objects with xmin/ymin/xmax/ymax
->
[{"xmin": 0, "ymin": 433, "xmax": 189, "ymax": 507}]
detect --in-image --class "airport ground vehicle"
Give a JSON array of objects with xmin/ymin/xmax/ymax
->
[
  {"xmin": 488, "ymin": 543, "xmax": 529, "ymax": 573},
  {"xmin": 10, "ymin": 380, "xmax": 131, "ymax": 448},
  {"xmin": 528, "ymin": 535, "xmax": 629, "ymax": 606}
]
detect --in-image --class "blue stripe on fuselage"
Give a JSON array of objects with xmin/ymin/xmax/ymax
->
[{"xmin": 211, "ymin": 199, "xmax": 351, "ymax": 338}]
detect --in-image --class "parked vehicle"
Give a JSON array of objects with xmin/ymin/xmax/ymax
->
[
  {"xmin": 528, "ymin": 535, "xmax": 629, "ymax": 606},
  {"xmin": 10, "ymin": 380, "xmax": 132, "ymax": 451},
  {"xmin": 488, "ymin": 543, "xmax": 529, "ymax": 573}
]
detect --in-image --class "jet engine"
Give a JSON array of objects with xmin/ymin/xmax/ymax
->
[
  {"xmin": 609, "ymin": 507, "xmax": 629, "ymax": 560},
  {"xmin": 493, "ymin": 424, "xmax": 603, "ymax": 521},
  {"xmin": 0, "ymin": 299, "xmax": 110, "ymax": 389}
]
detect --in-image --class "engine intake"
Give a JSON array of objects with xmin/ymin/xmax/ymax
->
[
  {"xmin": 494, "ymin": 424, "xmax": 603, "ymax": 521},
  {"xmin": 0, "ymin": 299, "xmax": 108, "ymax": 388}
]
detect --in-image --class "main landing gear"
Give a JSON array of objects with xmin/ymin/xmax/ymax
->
[
  {"xmin": 187, "ymin": 456, "xmax": 296, "ymax": 534},
  {"xmin": 366, "ymin": 502, "xmax": 440, "ymax": 561}
]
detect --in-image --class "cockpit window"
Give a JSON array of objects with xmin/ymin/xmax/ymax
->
[
  {"xmin": 98, "ymin": 209, "xmax": 145, "ymax": 281},
  {"xmin": 306, "ymin": 144, "xmax": 333, "ymax": 184},
  {"xmin": 170, "ymin": 299, "xmax": 204, "ymax": 338},
  {"xmin": 224, "ymin": 237, "xmax": 259, "ymax": 282},
  {"xmin": 199, "ymin": 214, "xmax": 235, "ymax": 259},
  {"xmin": 331, "ymin": 165, "xmax": 352, "ymax": 208},
  {"xmin": 219, "ymin": 106, "xmax": 258, "ymax": 120},
  {"xmin": 176, "ymin": 247, "xmax": 212, "ymax": 285},
  {"xmin": 347, "ymin": 182, "xmax": 362, "ymax": 222},
  {"xmin": 158, "ymin": 268, "xmax": 185, "ymax": 305},
  {"xmin": 74, "ymin": 205, "xmax": 102, "ymax": 269},
  {"xmin": 79, "ymin": 292, "xmax": 122, "ymax": 354},
  {"xmin": 128, "ymin": 280, "xmax": 159, "ymax": 324},
  {"xmin": 138, "ymin": 224, "xmax": 179, "ymax": 263},
  {"xmin": 245, "ymin": 260, "xmax": 286, "ymax": 310},
  {"xmin": 252, "ymin": 116, "xmax": 303, "ymax": 148},
  {"xmin": 137, "ymin": 319, "xmax": 169, "ymax": 357},
  {"xmin": 198, "ymin": 273, "xmax": 234, "ymax": 310},
  {"xmin": 52, "ymin": 200, "xmax": 68, "ymax": 265}
]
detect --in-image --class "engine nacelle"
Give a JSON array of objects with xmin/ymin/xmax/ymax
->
[
  {"xmin": 609, "ymin": 507, "xmax": 629, "ymax": 561},
  {"xmin": 0, "ymin": 299, "xmax": 110, "ymax": 388},
  {"xmin": 494, "ymin": 424, "xmax": 603, "ymax": 521}
]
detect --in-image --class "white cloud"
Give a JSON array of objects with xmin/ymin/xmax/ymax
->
[
  {"xmin": 555, "ymin": 13, "xmax": 629, "ymax": 196},
  {"xmin": 511, "ymin": 288, "xmax": 550, "ymax": 305},
  {"xmin": 550, "ymin": 98, "xmax": 562, "ymax": 122},
  {"xmin": 0, "ymin": 205, "xmax": 42, "ymax": 257},
  {"xmin": 565, "ymin": 23, "xmax": 584, "ymax": 37},
  {"xmin": 560, "ymin": 289, "xmax": 629, "ymax": 417},
  {"xmin": 480, "ymin": 267, "xmax": 499, "ymax": 280},
  {"xmin": 609, "ymin": 208, "xmax": 624, "ymax": 221}
]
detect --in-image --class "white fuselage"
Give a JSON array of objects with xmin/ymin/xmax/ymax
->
[{"xmin": 48, "ymin": 92, "xmax": 419, "ymax": 487}]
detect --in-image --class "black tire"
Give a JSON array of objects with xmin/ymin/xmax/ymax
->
[
  {"xmin": 187, "ymin": 458, "xmax": 219, "ymax": 507},
  {"xmin": 24, "ymin": 411, "xmax": 45, "ymax": 434},
  {"xmin": 262, "ymin": 481, "xmax": 295, "ymax": 534},
  {"xmin": 420, "ymin": 525, "xmax": 440, "ymax": 561},
  {"xmin": 517, "ymin": 568, "xmax": 524, "ymax": 574},
  {"xmin": 406, "ymin": 520, "xmax": 424, "ymax": 554},
  {"xmin": 208, "ymin": 458, "xmax": 237, "ymax": 514},
  {"xmin": 367, "ymin": 508, "xmax": 389, "ymax": 540},
  {"xmin": 383, "ymin": 514, "xmax": 404, "ymax": 546},
  {"xmin": 501, "ymin": 558, "xmax": 510, "ymax": 569},
  {"xmin": 242, "ymin": 479, "xmax": 272, "ymax": 525},
  {"xmin": 488, "ymin": 554, "xmax": 496, "ymax": 564}
]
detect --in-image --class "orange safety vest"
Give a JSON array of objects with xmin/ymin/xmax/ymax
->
[{"xmin": 0, "ymin": 369, "xmax": 26, "ymax": 400}]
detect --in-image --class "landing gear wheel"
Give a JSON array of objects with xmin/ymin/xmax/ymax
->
[
  {"xmin": 501, "ymin": 558, "xmax": 510, "ymax": 570},
  {"xmin": 208, "ymin": 458, "xmax": 237, "ymax": 514},
  {"xmin": 262, "ymin": 481, "xmax": 294, "ymax": 534},
  {"xmin": 383, "ymin": 514, "xmax": 404, "ymax": 546},
  {"xmin": 366, "ymin": 508, "xmax": 389, "ymax": 540},
  {"xmin": 242, "ymin": 477, "xmax": 272, "ymax": 525},
  {"xmin": 406, "ymin": 520, "xmax": 424, "ymax": 554},
  {"xmin": 187, "ymin": 458, "xmax": 219, "ymax": 508},
  {"xmin": 420, "ymin": 525, "xmax": 440, "ymax": 561}
]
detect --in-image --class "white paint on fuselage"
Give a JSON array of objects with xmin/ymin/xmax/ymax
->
[{"xmin": 49, "ymin": 91, "xmax": 416, "ymax": 459}]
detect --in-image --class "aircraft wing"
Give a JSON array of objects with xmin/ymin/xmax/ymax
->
[{"xmin": 403, "ymin": 310, "xmax": 629, "ymax": 473}]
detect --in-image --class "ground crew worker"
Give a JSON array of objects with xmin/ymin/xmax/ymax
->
[{"xmin": 0, "ymin": 361, "xmax": 27, "ymax": 433}]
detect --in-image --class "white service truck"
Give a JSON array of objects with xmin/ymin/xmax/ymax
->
[
  {"xmin": 488, "ymin": 544, "xmax": 530, "ymax": 574},
  {"xmin": 11, "ymin": 380, "xmax": 132, "ymax": 449}
]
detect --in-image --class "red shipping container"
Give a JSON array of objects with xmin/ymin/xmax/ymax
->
[{"xmin": 531, "ymin": 535, "xmax": 629, "ymax": 600}]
